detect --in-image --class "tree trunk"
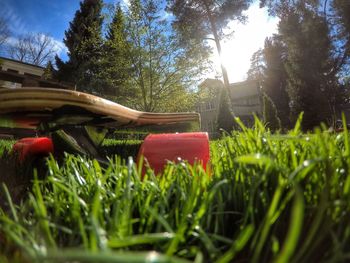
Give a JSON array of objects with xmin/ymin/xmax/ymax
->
[{"xmin": 203, "ymin": 2, "xmax": 234, "ymax": 114}]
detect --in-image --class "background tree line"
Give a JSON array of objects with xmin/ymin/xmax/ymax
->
[
  {"xmin": 1, "ymin": 0, "xmax": 349, "ymax": 127},
  {"xmin": 1, "ymin": 0, "xmax": 253, "ymax": 113},
  {"xmin": 52, "ymin": 0, "xmax": 215, "ymax": 112},
  {"xmin": 248, "ymin": 0, "xmax": 350, "ymax": 130}
]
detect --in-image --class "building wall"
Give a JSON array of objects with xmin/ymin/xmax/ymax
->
[
  {"xmin": 196, "ymin": 79, "xmax": 262, "ymax": 135},
  {"xmin": 0, "ymin": 57, "xmax": 44, "ymax": 88}
]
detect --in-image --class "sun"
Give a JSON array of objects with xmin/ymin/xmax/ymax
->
[{"xmin": 209, "ymin": 3, "xmax": 278, "ymax": 83}]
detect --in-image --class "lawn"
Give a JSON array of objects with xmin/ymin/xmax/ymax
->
[{"xmin": 1, "ymin": 117, "xmax": 350, "ymax": 262}]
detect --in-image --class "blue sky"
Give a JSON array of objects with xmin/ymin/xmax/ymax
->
[
  {"xmin": 0, "ymin": 0, "xmax": 278, "ymax": 82},
  {"xmin": 1, "ymin": 0, "xmax": 80, "ymax": 41}
]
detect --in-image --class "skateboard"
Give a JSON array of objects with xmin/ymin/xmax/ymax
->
[{"xmin": 0, "ymin": 88, "xmax": 209, "ymax": 173}]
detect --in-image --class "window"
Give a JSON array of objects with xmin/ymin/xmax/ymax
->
[{"xmin": 7, "ymin": 69, "xmax": 19, "ymax": 74}]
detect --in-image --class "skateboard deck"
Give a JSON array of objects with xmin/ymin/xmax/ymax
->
[{"xmin": 0, "ymin": 88, "xmax": 200, "ymax": 136}]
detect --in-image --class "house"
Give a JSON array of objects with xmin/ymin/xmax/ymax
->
[
  {"xmin": 0, "ymin": 56, "xmax": 73, "ymax": 89},
  {"xmin": 196, "ymin": 78, "xmax": 262, "ymax": 136},
  {"xmin": 0, "ymin": 56, "xmax": 45, "ymax": 88}
]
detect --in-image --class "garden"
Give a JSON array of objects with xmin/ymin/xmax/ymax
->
[{"xmin": 1, "ymin": 117, "xmax": 350, "ymax": 262}]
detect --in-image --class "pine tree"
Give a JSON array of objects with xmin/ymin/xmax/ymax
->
[
  {"xmin": 56, "ymin": 0, "xmax": 103, "ymax": 92},
  {"xmin": 247, "ymin": 48, "xmax": 265, "ymax": 82},
  {"xmin": 217, "ymin": 87, "xmax": 234, "ymax": 132},
  {"xmin": 260, "ymin": 0, "xmax": 350, "ymax": 129},
  {"xmin": 263, "ymin": 36, "xmax": 290, "ymax": 127},
  {"xmin": 99, "ymin": 4, "xmax": 131, "ymax": 98},
  {"xmin": 279, "ymin": 6, "xmax": 334, "ymax": 129},
  {"xmin": 262, "ymin": 92, "xmax": 281, "ymax": 131},
  {"xmin": 42, "ymin": 61, "xmax": 55, "ymax": 80}
]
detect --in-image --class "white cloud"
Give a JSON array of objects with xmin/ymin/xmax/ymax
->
[
  {"xmin": 48, "ymin": 36, "xmax": 67, "ymax": 56},
  {"xmin": 0, "ymin": 1, "xmax": 27, "ymax": 35}
]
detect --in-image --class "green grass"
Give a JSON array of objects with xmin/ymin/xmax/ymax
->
[
  {"xmin": 0, "ymin": 139, "xmax": 15, "ymax": 157},
  {"xmin": 1, "ymin": 117, "xmax": 350, "ymax": 262}
]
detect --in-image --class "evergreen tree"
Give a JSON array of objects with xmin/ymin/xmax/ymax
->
[
  {"xmin": 263, "ymin": 36, "xmax": 290, "ymax": 127},
  {"xmin": 56, "ymin": 0, "xmax": 103, "ymax": 93},
  {"xmin": 217, "ymin": 87, "xmax": 234, "ymax": 132},
  {"xmin": 262, "ymin": 92, "xmax": 281, "ymax": 131},
  {"xmin": 247, "ymin": 48, "xmax": 265, "ymax": 82},
  {"xmin": 279, "ymin": 6, "xmax": 334, "ymax": 129},
  {"xmin": 42, "ymin": 61, "xmax": 55, "ymax": 80},
  {"xmin": 99, "ymin": 4, "xmax": 131, "ymax": 98},
  {"xmin": 247, "ymin": 36, "xmax": 289, "ymax": 128},
  {"xmin": 260, "ymin": 0, "xmax": 350, "ymax": 129}
]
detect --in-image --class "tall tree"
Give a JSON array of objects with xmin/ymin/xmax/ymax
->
[
  {"xmin": 247, "ymin": 36, "xmax": 290, "ymax": 127},
  {"xmin": 56, "ymin": 0, "xmax": 103, "ymax": 93},
  {"xmin": 258, "ymin": 0, "xmax": 350, "ymax": 129},
  {"xmin": 8, "ymin": 33, "xmax": 57, "ymax": 66},
  {"xmin": 262, "ymin": 92, "xmax": 281, "ymax": 131},
  {"xmin": 279, "ymin": 6, "xmax": 334, "ymax": 129},
  {"xmin": 247, "ymin": 48, "xmax": 265, "ymax": 84},
  {"xmin": 99, "ymin": 4, "xmax": 131, "ymax": 98},
  {"xmin": 263, "ymin": 36, "xmax": 290, "ymax": 127},
  {"xmin": 167, "ymin": 0, "xmax": 253, "ymax": 103},
  {"xmin": 329, "ymin": 0, "xmax": 350, "ymax": 77},
  {"xmin": 122, "ymin": 0, "xmax": 201, "ymax": 112}
]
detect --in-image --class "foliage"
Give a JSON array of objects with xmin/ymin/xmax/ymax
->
[
  {"xmin": 262, "ymin": 36, "xmax": 290, "ymax": 127},
  {"xmin": 2, "ymin": 118, "xmax": 350, "ymax": 262},
  {"xmin": 248, "ymin": 1, "xmax": 350, "ymax": 130},
  {"xmin": 247, "ymin": 48, "xmax": 265, "ymax": 82},
  {"xmin": 0, "ymin": 139, "xmax": 14, "ymax": 157},
  {"xmin": 216, "ymin": 87, "xmax": 234, "ymax": 132},
  {"xmin": 56, "ymin": 0, "xmax": 104, "ymax": 93},
  {"xmin": 118, "ymin": 0, "xmax": 200, "ymax": 112},
  {"xmin": 167, "ymin": 0, "xmax": 252, "ymax": 100},
  {"xmin": 97, "ymin": 4, "xmax": 131, "ymax": 98},
  {"xmin": 279, "ymin": 6, "xmax": 334, "ymax": 129},
  {"xmin": 262, "ymin": 92, "xmax": 281, "ymax": 131},
  {"xmin": 42, "ymin": 61, "xmax": 55, "ymax": 80}
]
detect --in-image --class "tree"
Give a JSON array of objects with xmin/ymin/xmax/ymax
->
[
  {"xmin": 330, "ymin": 0, "xmax": 350, "ymax": 78},
  {"xmin": 247, "ymin": 36, "xmax": 290, "ymax": 128},
  {"xmin": 279, "ymin": 6, "xmax": 335, "ymax": 129},
  {"xmin": 263, "ymin": 36, "xmax": 290, "ymax": 127},
  {"xmin": 258, "ymin": 0, "xmax": 350, "ymax": 129},
  {"xmin": 262, "ymin": 92, "xmax": 281, "ymax": 131},
  {"xmin": 56, "ymin": 0, "xmax": 103, "ymax": 92},
  {"xmin": 42, "ymin": 61, "xmax": 56, "ymax": 80},
  {"xmin": 217, "ymin": 87, "xmax": 234, "ymax": 132},
  {"xmin": 98, "ymin": 4, "xmax": 131, "ymax": 98},
  {"xmin": 167, "ymin": 0, "xmax": 253, "ymax": 103},
  {"xmin": 247, "ymin": 48, "xmax": 265, "ymax": 83},
  {"xmin": 8, "ymin": 33, "xmax": 57, "ymax": 66},
  {"xmin": 0, "ymin": 17, "xmax": 10, "ymax": 48},
  {"xmin": 120, "ymin": 0, "xmax": 201, "ymax": 112}
]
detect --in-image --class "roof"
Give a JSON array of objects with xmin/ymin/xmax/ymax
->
[
  {"xmin": 198, "ymin": 78, "xmax": 260, "ymax": 98},
  {"xmin": 229, "ymin": 81, "xmax": 260, "ymax": 99},
  {"xmin": 198, "ymin": 78, "xmax": 224, "ymax": 89},
  {"xmin": 0, "ymin": 56, "xmax": 45, "ymax": 70}
]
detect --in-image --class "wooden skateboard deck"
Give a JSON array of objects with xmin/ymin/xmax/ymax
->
[{"xmin": 0, "ymin": 88, "xmax": 200, "ymax": 135}]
